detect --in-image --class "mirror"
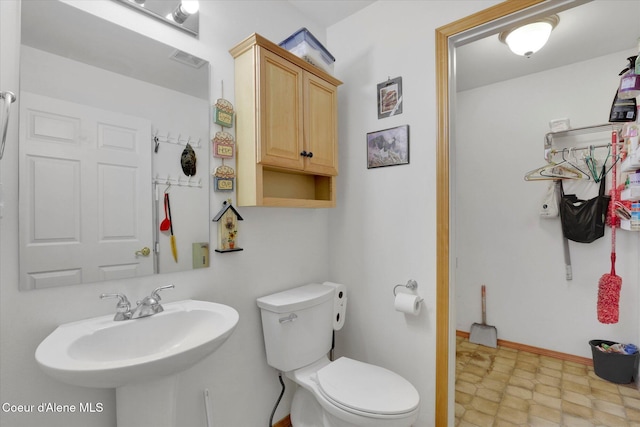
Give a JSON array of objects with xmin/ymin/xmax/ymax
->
[{"xmin": 18, "ymin": 1, "xmax": 210, "ymax": 290}]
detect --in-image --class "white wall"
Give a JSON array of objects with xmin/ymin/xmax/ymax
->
[
  {"xmin": 0, "ymin": 1, "xmax": 332, "ymax": 426},
  {"xmin": 326, "ymin": 2, "xmax": 499, "ymax": 426},
  {"xmin": 455, "ymin": 50, "xmax": 640, "ymax": 358}
]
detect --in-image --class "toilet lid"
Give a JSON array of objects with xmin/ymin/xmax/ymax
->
[{"xmin": 315, "ymin": 357, "xmax": 420, "ymax": 416}]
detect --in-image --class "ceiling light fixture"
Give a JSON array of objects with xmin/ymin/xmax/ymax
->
[
  {"xmin": 499, "ymin": 15, "xmax": 559, "ymax": 58},
  {"xmin": 169, "ymin": 0, "xmax": 199, "ymax": 24}
]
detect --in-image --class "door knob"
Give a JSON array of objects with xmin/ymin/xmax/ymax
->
[{"xmin": 135, "ymin": 247, "xmax": 151, "ymax": 257}]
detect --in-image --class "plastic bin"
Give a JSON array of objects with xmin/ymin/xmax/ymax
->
[
  {"xmin": 279, "ymin": 28, "xmax": 335, "ymax": 74},
  {"xmin": 589, "ymin": 340, "xmax": 639, "ymax": 384}
]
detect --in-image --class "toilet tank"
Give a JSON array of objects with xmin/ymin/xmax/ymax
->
[{"xmin": 257, "ymin": 283, "xmax": 334, "ymax": 372}]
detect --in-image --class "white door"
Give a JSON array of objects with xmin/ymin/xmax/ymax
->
[{"xmin": 19, "ymin": 92, "xmax": 153, "ymax": 289}]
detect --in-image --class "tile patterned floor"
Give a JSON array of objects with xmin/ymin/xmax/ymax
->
[{"xmin": 455, "ymin": 336, "xmax": 640, "ymax": 427}]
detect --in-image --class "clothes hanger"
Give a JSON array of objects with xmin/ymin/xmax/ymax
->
[
  {"xmin": 526, "ymin": 149, "xmax": 588, "ymax": 181},
  {"xmin": 584, "ymin": 144, "xmax": 620, "ymax": 183},
  {"xmin": 584, "ymin": 145, "xmax": 606, "ymax": 182},
  {"xmin": 523, "ymin": 161, "xmax": 583, "ymax": 181},
  {"xmin": 563, "ymin": 147, "xmax": 592, "ymax": 180}
]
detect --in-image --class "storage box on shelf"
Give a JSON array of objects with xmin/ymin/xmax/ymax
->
[
  {"xmin": 621, "ymin": 186, "xmax": 640, "ymax": 201},
  {"xmin": 621, "ymin": 155, "xmax": 640, "ymax": 173},
  {"xmin": 620, "ymin": 185, "xmax": 640, "ymax": 231},
  {"xmin": 230, "ymin": 33, "xmax": 342, "ymax": 208},
  {"xmin": 279, "ymin": 28, "xmax": 335, "ymax": 75}
]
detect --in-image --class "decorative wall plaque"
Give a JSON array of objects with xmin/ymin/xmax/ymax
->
[
  {"xmin": 212, "ymin": 131, "xmax": 235, "ymax": 159},
  {"xmin": 213, "ymin": 164, "xmax": 236, "ymax": 192},
  {"xmin": 214, "ymin": 98, "xmax": 234, "ymax": 128}
]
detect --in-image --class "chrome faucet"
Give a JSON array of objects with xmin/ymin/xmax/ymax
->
[
  {"xmin": 131, "ymin": 285, "xmax": 175, "ymax": 319},
  {"xmin": 99, "ymin": 293, "xmax": 132, "ymax": 321},
  {"xmin": 100, "ymin": 285, "xmax": 174, "ymax": 321}
]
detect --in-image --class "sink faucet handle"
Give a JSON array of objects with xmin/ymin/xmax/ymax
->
[
  {"xmin": 100, "ymin": 293, "xmax": 132, "ymax": 321},
  {"xmin": 150, "ymin": 284, "xmax": 174, "ymax": 301},
  {"xmin": 100, "ymin": 293, "xmax": 131, "ymax": 309}
]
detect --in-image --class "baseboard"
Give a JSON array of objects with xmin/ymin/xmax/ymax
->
[
  {"xmin": 273, "ymin": 414, "xmax": 291, "ymax": 427},
  {"xmin": 456, "ymin": 330, "xmax": 593, "ymax": 367}
]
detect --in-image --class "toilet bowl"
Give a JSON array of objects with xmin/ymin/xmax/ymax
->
[
  {"xmin": 257, "ymin": 283, "xmax": 420, "ymax": 427},
  {"xmin": 287, "ymin": 356, "xmax": 419, "ymax": 427}
]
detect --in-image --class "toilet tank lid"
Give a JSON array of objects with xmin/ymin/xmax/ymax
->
[{"xmin": 257, "ymin": 283, "xmax": 334, "ymax": 313}]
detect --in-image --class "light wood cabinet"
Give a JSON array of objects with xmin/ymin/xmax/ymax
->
[{"xmin": 230, "ymin": 33, "xmax": 342, "ymax": 208}]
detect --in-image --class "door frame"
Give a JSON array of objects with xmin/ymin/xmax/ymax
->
[{"xmin": 434, "ymin": 1, "xmax": 552, "ymax": 424}]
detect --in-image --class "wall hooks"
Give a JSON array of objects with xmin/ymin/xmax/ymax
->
[
  {"xmin": 153, "ymin": 130, "xmax": 202, "ymax": 148},
  {"xmin": 154, "ymin": 174, "xmax": 202, "ymax": 189}
]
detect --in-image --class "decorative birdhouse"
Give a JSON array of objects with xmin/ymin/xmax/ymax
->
[{"xmin": 212, "ymin": 200, "xmax": 243, "ymax": 252}]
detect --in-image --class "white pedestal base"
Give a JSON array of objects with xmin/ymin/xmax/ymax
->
[{"xmin": 116, "ymin": 375, "xmax": 178, "ymax": 427}]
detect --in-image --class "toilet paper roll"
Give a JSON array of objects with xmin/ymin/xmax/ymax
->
[
  {"xmin": 394, "ymin": 293, "xmax": 422, "ymax": 315},
  {"xmin": 323, "ymin": 281, "xmax": 347, "ymax": 330}
]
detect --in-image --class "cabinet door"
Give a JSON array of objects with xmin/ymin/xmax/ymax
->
[
  {"xmin": 304, "ymin": 72, "xmax": 338, "ymax": 175},
  {"xmin": 258, "ymin": 48, "xmax": 304, "ymax": 170}
]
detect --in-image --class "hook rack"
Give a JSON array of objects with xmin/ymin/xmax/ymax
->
[
  {"xmin": 393, "ymin": 280, "xmax": 423, "ymax": 302},
  {"xmin": 153, "ymin": 131, "xmax": 202, "ymax": 148},
  {"xmin": 154, "ymin": 175, "xmax": 202, "ymax": 189}
]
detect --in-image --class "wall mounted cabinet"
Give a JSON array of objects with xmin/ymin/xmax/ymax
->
[{"xmin": 230, "ymin": 33, "xmax": 342, "ymax": 208}]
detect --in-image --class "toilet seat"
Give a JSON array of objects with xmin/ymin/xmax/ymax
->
[{"xmin": 315, "ymin": 357, "xmax": 419, "ymax": 417}]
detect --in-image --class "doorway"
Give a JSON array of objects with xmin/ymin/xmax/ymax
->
[{"xmin": 434, "ymin": 1, "xmax": 579, "ymax": 424}]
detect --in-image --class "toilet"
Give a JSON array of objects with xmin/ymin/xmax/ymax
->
[{"xmin": 257, "ymin": 283, "xmax": 420, "ymax": 427}]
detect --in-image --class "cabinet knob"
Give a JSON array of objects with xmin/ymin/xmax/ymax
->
[
  {"xmin": 299, "ymin": 151, "xmax": 313, "ymax": 158},
  {"xmin": 307, "ymin": 151, "xmax": 313, "ymax": 158}
]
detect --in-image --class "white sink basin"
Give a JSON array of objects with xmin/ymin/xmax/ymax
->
[{"xmin": 35, "ymin": 300, "xmax": 239, "ymax": 389}]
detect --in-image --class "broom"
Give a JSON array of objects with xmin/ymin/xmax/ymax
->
[{"xmin": 597, "ymin": 131, "xmax": 621, "ymax": 324}]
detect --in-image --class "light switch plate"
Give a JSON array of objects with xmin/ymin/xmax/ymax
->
[{"xmin": 192, "ymin": 242, "xmax": 210, "ymax": 269}]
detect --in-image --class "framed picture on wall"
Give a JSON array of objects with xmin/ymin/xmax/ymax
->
[
  {"xmin": 366, "ymin": 124, "xmax": 410, "ymax": 169},
  {"xmin": 377, "ymin": 76, "xmax": 403, "ymax": 119}
]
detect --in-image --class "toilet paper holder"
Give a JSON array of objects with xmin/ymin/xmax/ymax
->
[{"xmin": 393, "ymin": 280, "xmax": 424, "ymax": 303}]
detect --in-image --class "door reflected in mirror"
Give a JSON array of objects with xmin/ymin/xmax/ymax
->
[{"xmin": 18, "ymin": 1, "xmax": 210, "ymax": 290}]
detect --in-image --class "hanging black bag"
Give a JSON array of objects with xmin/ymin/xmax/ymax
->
[{"xmin": 559, "ymin": 167, "xmax": 610, "ymax": 243}]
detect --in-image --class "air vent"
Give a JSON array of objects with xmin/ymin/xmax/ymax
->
[{"xmin": 169, "ymin": 49, "xmax": 206, "ymax": 69}]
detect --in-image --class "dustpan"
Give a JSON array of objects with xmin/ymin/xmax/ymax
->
[{"xmin": 469, "ymin": 285, "xmax": 497, "ymax": 348}]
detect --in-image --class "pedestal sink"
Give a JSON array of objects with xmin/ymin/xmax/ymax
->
[{"xmin": 35, "ymin": 300, "xmax": 239, "ymax": 427}]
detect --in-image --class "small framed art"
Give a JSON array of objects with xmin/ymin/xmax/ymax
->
[
  {"xmin": 366, "ymin": 124, "xmax": 409, "ymax": 169},
  {"xmin": 377, "ymin": 76, "xmax": 403, "ymax": 119}
]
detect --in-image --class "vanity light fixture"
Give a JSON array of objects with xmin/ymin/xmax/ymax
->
[
  {"xmin": 499, "ymin": 15, "xmax": 559, "ymax": 58},
  {"xmin": 168, "ymin": 1, "xmax": 199, "ymax": 24},
  {"xmin": 113, "ymin": 0, "xmax": 199, "ymax": 36}
]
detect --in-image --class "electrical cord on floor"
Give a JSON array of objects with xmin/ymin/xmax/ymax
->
[{"xmin": 269, "ymin": 373, "xmax": 285, "ymax": 427}]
